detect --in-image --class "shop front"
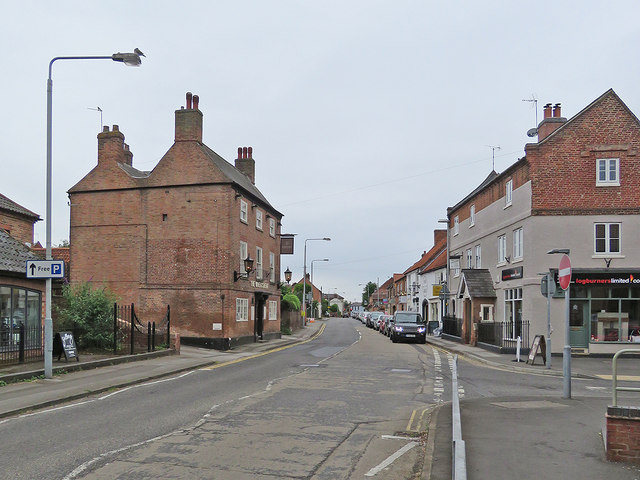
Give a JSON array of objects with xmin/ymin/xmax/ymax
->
[{"xmin": 563, "ymin": 269, "xmax": 640, "ymax": 354}]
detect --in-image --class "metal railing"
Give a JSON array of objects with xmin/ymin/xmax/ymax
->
[
  {"xmin": 452, "ymin": 354, "xmax": 467, "ymax": 480},
  {"xmin": 0, "ymin": 324, "xmax": 43, "ymax": 365},
  {"xmin": 443, "ymin": 316, "xmax": 462, "ymax": 337},
  {"xmin": 113, "ymin": 303, "xmax": 170, "ymax": 355},
  {"xmin": 612, "ymin": 348, "xmax": 640, "ymax": 407},
  {"xmin": 477, "ymin": 320, "xmax": 530, "ymax": 349}
]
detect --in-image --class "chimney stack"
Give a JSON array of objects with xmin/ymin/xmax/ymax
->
[
  {"xmin": 537, "ymin": 101, "xmax": 567, "ymax": 141},
  {"xmin": 175, "ymin": 92, "xmax": 203, "ymax": 142},
  {"xmin": 97, "ymin": 125, "xmax": 128, "ymax": 165},
  {"xmin": 235, "ymin": 146, "xmax": 256, "ymax": 184}
]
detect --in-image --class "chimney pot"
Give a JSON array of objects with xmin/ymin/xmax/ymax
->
[
  {"xmin": 238, "ymin": 147, "xmax": 243, "ymax": 158},
  {"xmin": 553, "ymin": 103, "xmax": 561, "ymax": 117},
  {"xmin": 543, "ymin": 103, "xmax": 553, "ymax": 119},
  {"xmin": 102, "ymin": 126, "xmax": 109, "ymax": 132},
  {"xmin": 243, "ymin": 147, "xmax": 248, "ymax": 159},
  {"xmin": 248, "ymin": 146, "xmax": 252, "ymax": 159},
  {"xmin": 193, "ymin": 95, "xmax": 199, "ymax": 110},
  {"xmin": 186, "ymin": 92, "xmax": 192, "ymax": 109},
  {"xmin": 112, "ymin": 125, "xmax": 119, "ymax": 132}
]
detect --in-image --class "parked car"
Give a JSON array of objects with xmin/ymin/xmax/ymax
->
[
  {"xmin": 380, "ymin": 315, "xmax": 394, "ymax": 335},
  {"xmin": 390, "ymin": 311, "xmax": 427, "ymax": 344},
  {"xmin": 369, "ymin": 312, "xmax": 383, "ymax": 329}
]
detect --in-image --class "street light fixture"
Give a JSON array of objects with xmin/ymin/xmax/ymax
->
[
  {"xmin": 438, "ymin": 218, "xmax": 450, "ymax": 317},
  {"xmin": 44, "ymin": 49, "xmax": 144, "ymax": 379},
  {"xmin": 547, "ymin": 247, "xmax": 571, "ymax": 399},
  {"xmin": 234, "ymin": 256, "xmax": 255, "ymax": 282},
  {"xmin": 303, "ymin": 237, "xmax": 330, "ymax": 323},
  {"xmin": 284, "ymin": 267, "xmax": 292, "ymax": 284},
  {"xmin": 310, "ymin": 258, "xmax": 329, "ymax": 286}
]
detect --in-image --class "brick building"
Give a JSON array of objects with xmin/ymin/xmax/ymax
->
[
  {"xmin": 0, "ymin": 194, "xmax": 44, "ymax": 350},
  {"xmin": 69, "ymin": 93, "xmax": 283, "ymax": 349},
  {"xmin": 446, "ymin": 89, "xmax": 640, "ymax": 355}
]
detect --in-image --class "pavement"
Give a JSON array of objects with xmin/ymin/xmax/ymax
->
[
  {"xmin": 2, "ymin": 320, "xmax": 640, "ymax": 478},
  {"xmin": 424, "ymin": 334, "xmax": 640, "ymax": 479}
]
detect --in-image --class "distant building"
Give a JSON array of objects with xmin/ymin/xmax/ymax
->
[{"xmin": 68, "ymin": 93, "xmax": 284, "ymax": 349}]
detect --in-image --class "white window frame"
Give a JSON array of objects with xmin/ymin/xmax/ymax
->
[
  {"xmin": 475, "ymin": 245, "xmax": 481, "ymax": 269},
  {"xmin": 256, "ymin": 210, "xmax": 263, "ymax": 231},
  {"xmin": 469, "ymin": 204, "xmax": 475, "ymax": 227},
  {"xmin": 236, "ymin": 298, "xmax": 249, "ymax": 322},
  {"xmin": 480, "ymin": 304, "xmax": 494, "ymax": 322},
  {"xmin": 498, "ymin": 234, "xmax": 507, "ymax": 264},
  {"xmin": 596, "ymin": 158, "xmax": 620, "ymax": 186},
  {"xmin": 453, "ymin": 216, "xmax": 459, "ymax": 236},
  {"xmin": 466, "ymin": 249, "xmax": 472, "ymax": 269},
  {"xmin": 594, "ymin": 222, "xmax": 621, "ymax": 255},
  {"xmin": 269, "ymin": 300, "xmax": 277, "ymax": 321},
  {"xmin": 269, "ymin": 252, "xmax": 275, "ymax": 282},
  {"xmin": 239, "ymin": 241, "xmax": 248, "ymax": 272},
  {"xmin": 256, "ymin": 247, "xmax": 263, "ymax": 280},
  {"xmin": 505, "ymin": 179, "xmax": 513, "ymax": 207},
  {"xmin": 504, "ymin": 288, "xmax": 522, "ymax": 339},
  {"xmin": 240, "ymin": 200, "xmax": 248, "ymax": 223},
  {"xmin": 513, "ymin": 227, "xmax": 523, "ymax": 260},
  {"xmin": 269, "ymin": 218, "xmax": 276, "ymax": 237}
]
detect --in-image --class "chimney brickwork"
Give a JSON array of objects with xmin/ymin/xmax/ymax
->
[
  {"xmin": 175, "ymin": 91, "xmax": 203, "ymax": 142},
  {"xmin": 235, "ymin": 146, "xmax": 256, "ymax": 184}
]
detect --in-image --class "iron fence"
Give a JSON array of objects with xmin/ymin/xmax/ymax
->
[
  {"xmin": 0, "ymin": 324, "xmax": 43, "ymax": 365},
  {"xmin": 113, "ymin": 303, "xmax": 170, "ymax": 355},
  {"xmin": 443, "ymin": 316, "xmax": 462, "ymax": 337},
  {"xmin": 477, "ymin": 320, "xmax": 530, "ymax": 349}
]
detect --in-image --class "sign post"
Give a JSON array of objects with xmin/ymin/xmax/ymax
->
[{"xmin": 558, "ymin": 254, "xmax": 572, "ymax": 399}]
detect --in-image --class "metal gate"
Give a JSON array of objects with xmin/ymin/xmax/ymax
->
[{"xmin": 113, "ymin": 303, "xmax": 170, "ymax": 355}]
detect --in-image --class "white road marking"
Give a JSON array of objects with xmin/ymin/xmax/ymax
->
[{"xmin": 364, "ymin": 441, "xmax": 419, "ymax": 476}]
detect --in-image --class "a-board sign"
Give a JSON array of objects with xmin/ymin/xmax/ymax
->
[
  {"xmin": 527, "ymin": 335, "xmax": 546, "ymax": 365},
  {"xmin": 53, "ymin": 331, "xmax": 80, "ymax": 362}
]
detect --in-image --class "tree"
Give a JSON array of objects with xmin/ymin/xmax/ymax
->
[
  {"xmin": 57, "ymin": 282, "xmax": 117, "ymax": 350},
  {"xmin": 362, "ymin": 281, "xmax": 377, "ymax": 305},
  {"xmin": 56, "ymin": 239, "xmax": 70, "ymax": 247}
]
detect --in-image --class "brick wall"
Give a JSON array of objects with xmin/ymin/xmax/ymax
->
[
  {"xmin": 69, "ymin": 95, "xmax": 282, "ymax": 345},
  {"xmin": 527, "ymin": 92, "xmax": 640, "ymax": 216},
  {"xmin": 0, "ymin": 211, "xmax": 35, "ymax": 245},
  {"xmin": 607, "ymin": 406, "xmax": 640, "ymax": 464}
]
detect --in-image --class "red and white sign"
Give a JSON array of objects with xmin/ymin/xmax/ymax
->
[{"xmin": 558, "ymin": 255, "xmax": 572, "ymax": 290}]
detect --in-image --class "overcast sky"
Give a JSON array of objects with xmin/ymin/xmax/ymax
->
[{"xmin": 2, "ymin": 1, "xmax": 639, "ymax": 303}]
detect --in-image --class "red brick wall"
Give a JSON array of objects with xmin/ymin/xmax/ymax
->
[
  {"xmin": 0, "ymin": 212, "xmax": 35, "ymax": 245},
  {"xmin": 607, "ymin": 413, "xmax": 640, "ymax": 464},
  {"xmin": 70, "ymin": 120, "xmax": 282, "ymax": 343},
  {"xmin": 449, "ymin": 161, "xmax": 530, "ymax": 223},
  {"xmin": 527, "ymin": 92, "xmax": 640, "ymax": 216}
]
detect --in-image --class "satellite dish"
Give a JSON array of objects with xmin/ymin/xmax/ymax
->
[{"xmin": 527, "ymin": 128, "xmax": 538, "ymax": 138}]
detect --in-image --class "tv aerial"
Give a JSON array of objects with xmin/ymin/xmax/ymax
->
[
  {"xmin": 486, "ymin": 145, "xmax": 501, "ymax": 171},
  {"xmin": 522, "ymin": 94, "xmax": 538, "ymax": 137},
  {"xmin": 87, "ymin": 106, "xmax": 103, "ymax": 130}
]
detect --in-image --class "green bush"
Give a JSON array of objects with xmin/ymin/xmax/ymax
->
[
  {"xmin": 281, "ymin": 293, "xmax": 300, "ymax": 311},
  {"xmin": 58, "ymin": 282, "xmax": 117, "ymax": 350}
]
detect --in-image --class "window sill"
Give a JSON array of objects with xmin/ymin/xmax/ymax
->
[
  {"xmin": 595, "ymin": 182, "xmax": 620, "ymax": 187},
  {"xmin": 592, "ymin": 254, "xmax": 624, "ymax": 259},
  {"xmin": 511, "ymin": 257, "xmax": 523, "ymax": 264},
  {"xmin": 504, "ymin": 202, "xmax": 512, "ymax": 209}
]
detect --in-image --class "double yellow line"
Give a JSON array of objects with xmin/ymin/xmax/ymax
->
[
  {"xmin": 406, "ymin": 407, "xmax": 431, "ymax": 432},
  {"xmin": 201, "ymin": 323, "xmax": 326, "ymax": 371}
]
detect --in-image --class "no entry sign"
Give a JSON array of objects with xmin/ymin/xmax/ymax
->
[{"xmin": 558, "ymin": 255, "xmax": 572, "ymax": 290}]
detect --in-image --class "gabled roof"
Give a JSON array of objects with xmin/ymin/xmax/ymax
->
[
  {"xmin": 458, "ymin": 269, "xmax": 496, "ymax": 298},
  {"xmin": 419, "ymin": 246, "xmax": 447, "ymax": 275},
  {"xmin": 0, "ymin": 229, "xmax": 41, "ymax": 274},
  {"xmin": 537, "ymin": 88, "xmax": 640, "ymax": 146},
  {"xmin": 0, "ymin": 193, "xmax": 40, "ymax": 220}
]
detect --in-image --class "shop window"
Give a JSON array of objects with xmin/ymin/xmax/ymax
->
[
  {"xmin": 504, "ymin": 288, "xmax": 523, "ymax": 339},
  {"xmin": 0, "ymin": 286, "xmax": 41, "ymax": 348}
]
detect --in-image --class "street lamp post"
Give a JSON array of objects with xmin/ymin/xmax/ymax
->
[
  {"xmin": 303, "ymin": 238, "xmax": 330, "ymax": 323},
  {"xmin": 311, "ymin": 259, "xmax": 329, "ymax": 319},
  {"xmin": 44, "ymin": 50, "xmax": 143, "ymax": 379}
]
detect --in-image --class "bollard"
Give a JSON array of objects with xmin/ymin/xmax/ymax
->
[{"xmin": 516, "ymin": 336, "xmax": 521, "ymax": 362}]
